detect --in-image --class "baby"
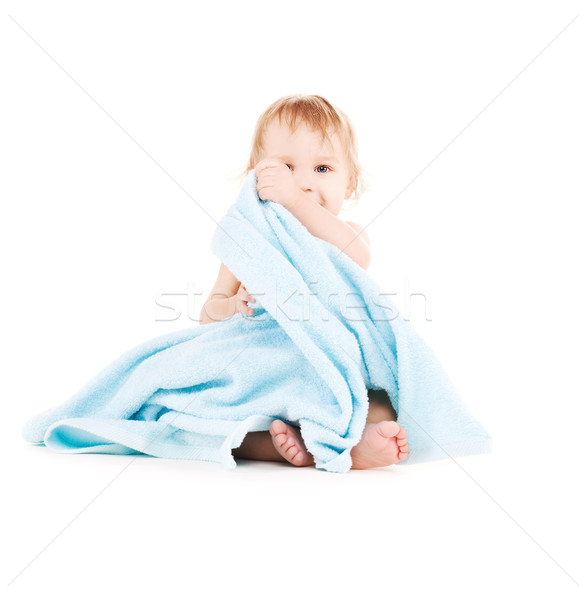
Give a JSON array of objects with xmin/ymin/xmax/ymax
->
[{"xmin": 200, "ymin": 94, "xmax": 409, "ymax": 470}]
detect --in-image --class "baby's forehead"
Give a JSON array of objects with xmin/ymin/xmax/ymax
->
[{"xmin": 269, "ymin": 117, "xmax": 344, "ymax": 149}]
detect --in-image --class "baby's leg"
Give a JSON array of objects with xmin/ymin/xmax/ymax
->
[
  {"xmin": 232, "ymin": 430, "xmax": 289, "ymax": 463},
  {"xmin": 233, "ymin": 422, "xmax": 314, "ymax": 467},
  {"xmin": 232, "ymin": 390, "xmax": 407, "ymax": 469},
  {"xmin": 365, "ymin": 388, "xmax": 397, "ymax": 423}
]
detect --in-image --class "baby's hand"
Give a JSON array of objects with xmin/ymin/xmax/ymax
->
[
  {"xmin": 255, "ymin": 158, "xmax": 300, "ymax": 209},
  {"xmin": 233, "ymin": 284, "xmax": 256, "ymax": 316}
]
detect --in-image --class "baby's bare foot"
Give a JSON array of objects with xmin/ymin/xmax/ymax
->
[
  {"xmin": 269, "ymin": 420, "xmax": 315, "ymax": 467},
  {"xmin": 351, "ymin": 421, "xmax": 409, "ymax": 470}
]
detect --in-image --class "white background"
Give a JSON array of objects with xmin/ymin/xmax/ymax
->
[{"xmin": 1, "ymin": 1, "xmax": 585, "ymax": 598}]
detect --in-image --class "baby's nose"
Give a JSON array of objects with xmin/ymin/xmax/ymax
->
[
  {"xmin": 292, "ymin": 170, "xmax": 315, "ymax": 194},
  {"xmin": 296, "ymin": 177, "xmax": 312, "ymax": 192}
]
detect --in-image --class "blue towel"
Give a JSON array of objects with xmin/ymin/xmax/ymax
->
[{"xmin": 22, "ymin": 170, "xmax": 491, "ymax": 472}]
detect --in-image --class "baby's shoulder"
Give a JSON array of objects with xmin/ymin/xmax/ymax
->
[{"xmin": 345, "ymin": 221, "xmax": 370, "ymax": 247}]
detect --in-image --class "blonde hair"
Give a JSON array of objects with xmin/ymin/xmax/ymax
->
[{"xmin": 237, "ymin": 94, "xmax": 366, "ymax": 203}]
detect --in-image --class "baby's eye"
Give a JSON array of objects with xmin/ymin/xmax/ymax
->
[
  {"xmin": 316, "ymin": 165, "xmax": 330, "ymax": 173},
  {"xmin": 286, "ymin": 164, "xmax": 293, "ymax": 171}
]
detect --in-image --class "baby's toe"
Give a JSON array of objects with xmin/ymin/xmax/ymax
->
[
  {"xmin": 270, "ymin": 419, "xmax": 287, "ymax": 436},
  {"xmin": 397, "ymin": 436, "xmax": 408, "ymax": 448},
  {"xmin": 398, "ymin": 440, "xmax": 409, "ymax": 459},
  {"xmin": 288, "ymin": 447, "xmax": 305, "ymax": 465},
  {"xmin": 396, "ymin": 426, "xmax": 407, "ymax": 440},
  {"xmin": 377, "ymin": 421, "xmax": 401, "ymax": 438}
]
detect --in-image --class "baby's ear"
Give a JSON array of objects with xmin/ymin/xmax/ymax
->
[{"xmin": 345, "ymin": 173, "xmax": 357, "ymax": 199}]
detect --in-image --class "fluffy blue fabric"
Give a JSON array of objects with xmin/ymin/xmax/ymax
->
[{"xmin": 22, "ymin": 170, "xmax": 491, "ymax": 472}]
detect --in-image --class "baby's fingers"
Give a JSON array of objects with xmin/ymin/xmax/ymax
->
[
  {"xmin": 236, "ymin": 298, "xmax": 255, "ymax": 316},
  {"xmin": 238, "ymin": 285, "xmax": 256, "ymax": 303},
  {"xmin": 254, "ymin": 157, "xmax": 285, "ymax": 175}
]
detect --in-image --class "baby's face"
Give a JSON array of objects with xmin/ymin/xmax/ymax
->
[{"xmin": 260, "ymin": 118, "xmax": 352, "ymax": 216}]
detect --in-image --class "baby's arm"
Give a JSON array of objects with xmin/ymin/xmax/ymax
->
[
  {"xmin": 200, "ymin": 262, "xmax": 256, "ymax": 325},
  {"xmin": 285, "ymin": 201, "xmax": 370, "ymax": 269},
  {"xmin": 255, "ymin": 159, "xmax": 371, "ymax": 269}
]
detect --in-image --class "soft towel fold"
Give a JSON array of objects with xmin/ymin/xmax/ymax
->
[{"xmin": 22, "ymin": 170, "xmax": 491, "ymax": 472}]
